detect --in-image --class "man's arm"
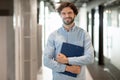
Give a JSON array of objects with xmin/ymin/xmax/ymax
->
[
  {"xmin": 44, "ymin": 33, "xmax": 66, "ymax": 72},
  {"xmin": 68, "ymin": 32, "xmax": 94, "ymax": 66},
  {"xmin": 56, "ymin": 53, "xmax": 81, "ymax": 74}
]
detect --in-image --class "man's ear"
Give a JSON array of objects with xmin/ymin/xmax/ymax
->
[
  {"xmin": 60, "ymin": 14, "xmax": 62, "ymax": 17},
  {"xmin": 74, "ymin": 14, "xmax": 77, "ymax": 17}
]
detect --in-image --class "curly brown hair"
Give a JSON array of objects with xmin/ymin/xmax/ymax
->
[{"xmin": 56, "ymin": 2, "xmax": 78, "ymax": 15}]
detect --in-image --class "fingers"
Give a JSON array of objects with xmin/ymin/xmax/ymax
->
[
  {"xmin": 66, "ymin": 65, "xmax": 81, "ymax": 74},
  {"xmin": 56, "ymin": 53, "xmax": 68, "ymax": 64},
  {"xmin": 71, "ymin": 65, "xmax": 81, "ymax": 74}
]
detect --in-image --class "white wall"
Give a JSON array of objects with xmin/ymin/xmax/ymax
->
[
  {"xmin": 111, "ymin": 27, "xmax": 120, "ymax": 70},
  {"xmin": 103, "ymin": 8, "xmax": 120, "ymax": 70},
  {"xmin": 79, "ymin": 6, "xmax": 87, "ymax": 30}
]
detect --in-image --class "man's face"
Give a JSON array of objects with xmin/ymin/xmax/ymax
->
[{"xmin": 60, "ymin": 7, "xmax": 76, "ymax": 25}]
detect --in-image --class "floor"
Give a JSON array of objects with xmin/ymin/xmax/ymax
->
[{"xmin": 87, "ymin": 59, "xmax": 120, "ymax": 80}]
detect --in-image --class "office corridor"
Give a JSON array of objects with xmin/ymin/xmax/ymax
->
[{"xmin": 1, "ymin": 0, "xmax": 120, "ymax": 80}]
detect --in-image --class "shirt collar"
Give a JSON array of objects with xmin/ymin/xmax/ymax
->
[{"xmin": 61, "ymin": 24, "xmax": 77, "ymax": 32}]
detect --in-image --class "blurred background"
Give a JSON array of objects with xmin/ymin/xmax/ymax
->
[{"xmin": 0, "ymin": 0, "xmax": 120, "ymax": 80}]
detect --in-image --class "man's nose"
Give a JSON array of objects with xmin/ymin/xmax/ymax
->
[{"xmin": 65, "ymin": 13, "xmax": 69, "ymax": 17}]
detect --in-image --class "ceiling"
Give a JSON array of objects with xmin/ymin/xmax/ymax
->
[
  {"xmin": 58, "ymin": 0, "xmax": 93, "ymax": 8},
  {"xmin": 39, "ymin": 0, "xmax": 94, "ymax": 11},
  {"xmin": 104, "ymin": 0, "xmax": 120, "ymax": 9},
  {"xmin": 38, "ymin": 0, "xmax": 120, "ymax": 11}
]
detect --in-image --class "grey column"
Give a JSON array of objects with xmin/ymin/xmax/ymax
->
[
  {"xmin": 98, "ymin": 5, "xmax": 104, "ymax": 65},
  {"xmin": 91, "ymin": 9, "xmax": 95, "ymax": 47},
  {"xmin": 14, "ymin": 0, "xmax": 38, "ymax": 80}
]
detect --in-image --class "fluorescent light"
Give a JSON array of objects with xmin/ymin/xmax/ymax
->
[{"xmin": 54, "ymin": 0, "xmax": 60, "ymax": 3}]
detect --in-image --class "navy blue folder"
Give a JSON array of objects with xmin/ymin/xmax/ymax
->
[{"xmin": 59, "ymin": 42, "xmax": 84, "ymax": 77}]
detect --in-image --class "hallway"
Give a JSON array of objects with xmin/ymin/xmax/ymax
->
[{"xmin": 1, "ymin": 0, "xmax": 120, "ymax": 80}]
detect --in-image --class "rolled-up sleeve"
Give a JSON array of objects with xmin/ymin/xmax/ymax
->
[
  {"xmin": 43, "ymin": 34, "xmax": 66, "ymax": 72},
  {"xmin": 68, "ymin": 32, "xmax": 94, "ymax": 66}
]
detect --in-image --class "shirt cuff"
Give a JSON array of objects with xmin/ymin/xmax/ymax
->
[{"xmin": 59, "ymin": 64, "xmax": 67, "ymax": 72}]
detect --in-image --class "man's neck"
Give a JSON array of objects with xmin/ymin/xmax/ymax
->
[{"xmin": 64, "ymin": 23, "xmax": 75, "ymax": 32}]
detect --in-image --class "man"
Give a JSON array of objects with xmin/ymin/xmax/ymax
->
[{"xmin": 44, "ymin": 2, "xmax": 94, "ymax": 80}]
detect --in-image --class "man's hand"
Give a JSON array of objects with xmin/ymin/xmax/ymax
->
[
  {"xmin": 56, "ymin": 53, "xmax": 68, "ymax": 64},
  {"xmin": 65, "ymin": 65, "xmax": 81, "ymax": 74},
  {"xmin": 56, "ymin": 53, "xmax": 81, "ymax": 74}
]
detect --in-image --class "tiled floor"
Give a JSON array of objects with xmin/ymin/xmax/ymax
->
[{"xmin": 37, "ymin": 66, "xmax": 93, "ymax": 80}]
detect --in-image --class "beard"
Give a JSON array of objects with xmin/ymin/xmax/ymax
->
[{"xmin": 63, "ymin": 17, "xmax": 74, "ymax": 25}]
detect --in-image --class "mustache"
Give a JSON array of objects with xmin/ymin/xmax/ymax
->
[{"xmin": 64, "ymin": 17, "xmax": 72, "ymax": 19}]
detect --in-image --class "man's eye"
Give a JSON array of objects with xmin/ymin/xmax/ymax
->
[
  {"xmin": 68, "ymin": 12, "xmax": 72, "ymax": 14},
  {"xmin": 62, "ymin": 13, "xmax": 65, "ymax": 15}
]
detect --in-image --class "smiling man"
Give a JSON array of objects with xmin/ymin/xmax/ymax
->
[{"xmin": 44, "ymin": 2, "xmax": 94, "ymax": 80}]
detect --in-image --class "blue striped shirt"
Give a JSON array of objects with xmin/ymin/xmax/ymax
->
[{"xmin": 44, "ymin": 25, "xmax": 94, "ymax": 80}]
